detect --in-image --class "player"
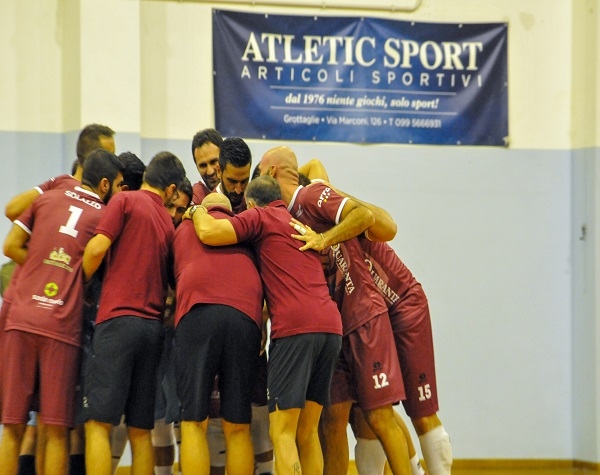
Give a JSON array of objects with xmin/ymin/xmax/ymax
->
[{"xmin": 0, "ymin": 150, "xmax": 123, "ymax": 474}]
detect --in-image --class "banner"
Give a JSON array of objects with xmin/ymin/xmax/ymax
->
[{"xmin": 213, "ymin": 10, "xmax": 508, "ymax": 146}]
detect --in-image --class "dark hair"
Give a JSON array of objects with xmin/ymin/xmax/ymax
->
[
  {"xmin": 219, "ymin": 137, "xmax": 252, "ymax": 172},
  {"xmin": 144, "ymin": 151, "xmax": 187, "ymax": 191},
  {"xmin": 298, "ymin": 173, "xmax": 311, "ymax": 187},
  {"xmin": 178, "ymin": 176, "xmax": 193, "ymax": 202},
  {"xmin": 76, "ymin": 124, "xmax": 115, "ymax": 165},
  {"xmin": 81, "ymin": 149, "xmax": 124, "ymax": 189},
  {"xmin": 251, "ymin": 163, "xmax": 261, "ymax": 181},
  {"xmin": 191, "ymin": 129, "xmax": 223, "ymax": 164},
  {"xmin": 245, "ymin": 175, "xmax": 281, "ymax": 207},
  {"xmin": 71, "ymin": 159, "xmax": 78, "ymax": 176},
  {"xmin": 118, "ymin": 152, "xmax": 146, "ymax": 191}
]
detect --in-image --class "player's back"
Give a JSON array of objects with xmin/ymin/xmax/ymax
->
[
  {"xmin": 94, "ymin": 190, "xmax": 175, "ymax": 324},
  {"xmin": 8, "ymin": 186, "xmax": 105, "ymax": 346},
  {"xmin": 231, "ymin": 201, "xmax": 342, "ymax": 339},
  {"xmin": 172, "ymin": 207, "xmax": 263, "ymax": 329}
]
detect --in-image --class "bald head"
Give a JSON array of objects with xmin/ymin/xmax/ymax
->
[
  {"xmin": 261, "ymin": 146, "xmax": 298, "ymax": 171},
  {"xmin": 260, "ymin": 145, "xmax": 298, "ymax": 186},
  {"xmin": 258, "ymin": 146, "xmax": 303, "ymax": 206},
  {"xmin": 202, "ymin": 192, "xmax": 232, "ymax": 211}
]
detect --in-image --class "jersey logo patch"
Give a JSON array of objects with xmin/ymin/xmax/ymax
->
[
  {"xmin": 44, "ymin": 282, "xmax": 59, "ymax": 297},
  {"xmin": 44, "ymin": 247, "xmax": 74, "ymax": 272},
  {"xmin": 317, "ymin": 187, "xmax": 331, "ymax": 207}
]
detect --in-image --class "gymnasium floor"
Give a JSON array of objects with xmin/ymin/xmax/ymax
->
[
  {"xmin": 347, "ymin": 461, "xmax": 599, "ymax": 475},
  {"xmin": 115, "ymin": 465, "xmax": 597, "ymax": 474},
  {"xmin": 450, "ymin": 470, "xmax": 596, "ymax": 475}
]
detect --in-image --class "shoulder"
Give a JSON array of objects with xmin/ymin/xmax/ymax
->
[{"xmin": 54, "ymin": 174, "xmax": 79, "ymax": 189}]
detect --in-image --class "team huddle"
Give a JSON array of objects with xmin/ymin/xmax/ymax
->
[{"xmin": 0, "ymin": 125, "xmax": 452, "ymax": 475}]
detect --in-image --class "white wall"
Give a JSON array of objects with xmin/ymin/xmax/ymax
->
[
  {"xmin": 570, "ymin": 0, "xmax": 600, "ymax": 464},
  {"xmin": 0, "ymin": 0, "xmax": 599, "ymax": 465}
]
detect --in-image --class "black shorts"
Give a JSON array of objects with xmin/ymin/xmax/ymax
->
[
  {"xmin": 154, "ymin": 327, "xmax": 180, "ymax": 424},
  {"xmin": 84, "ymin": 316, "xmax": 164, "ymax": 430},
  {"xmin": 267, "ymin": 333, "xmax": 341, "ymax": 412},
  {"xmin": 175, "ymin": 304, "xmax": 261, "ymax": 424},
  {"xmin": 74, "ymin": 297, "xmax": 98, "ymax": 426},
  {"xmin": 251, "ymin": 353, "xmax": 268, "ymax": 406}
]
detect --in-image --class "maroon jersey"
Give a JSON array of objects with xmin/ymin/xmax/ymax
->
[
  {"xmin": 94, "ymin": 190, "xmax": 174, "ymax": 324},
  {"xmin": 191, "ymin": 180, "xmax": 211, "ymax": 206},
  {"xmin": 229, "ymin": 200, "xmax": 342, "ymax": 339},
  {"xmin": 6, "ymin": 186, "xmax": 105, "ymax": 347},
  {"xmin": 360, "ymin": 238, "xmax": 421, "ymax": 310},
  {"xmin": 172, "ymin": 207, "xmax": 263, "ymax": 328},
  {"xmin": 35, "ymin": 174, "xmax": 79, "ymax": 194},
  {"xmin": 288, "ymin": 184, "xmax": 388, "ymax": 335},
  {"xmin": 3, "ymin": 175, "xmax": 80, "ymax": 306}
]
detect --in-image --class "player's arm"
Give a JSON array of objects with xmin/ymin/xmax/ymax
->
[
  {"xmin": 330, "ymin": 186, "xmax": 397, "ymax": 242},
  {"xmin": 324, "ymin": 199, "xmax": 375, "ymax": 246},
  {"xmin": 82, "ymin": 234, "xmax": 112, "ymax": 281},
  {"xmin": 297, "ymin": 160, "xmax": 396, "ymax": 241},
  {"xmin": 5, "ymin": 189, "xmax": 42, "ymax": 222},
  {"xmin": 260, "ymin": 301, "xmax": 270, "ymax": 356},
  {"xmin": 163, "ymin": 287, "xmax": 176, "ymax": 329},
  {"xmin": 299, "ymin": 158, "xmax": 329, "ymax": 182},
  {"xmin": 291, "ymin": 199, "xmax": 374, "ymax": 252},
  {"xmin": 3, "ymin": 224, "xmax": 30, "ymax": 265},
  {"xmin": 191, "ymin": 206, "xmax": 238, "ymax": 246}
]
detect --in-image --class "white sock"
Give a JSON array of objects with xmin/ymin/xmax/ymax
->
[
  {"xmin": 251, "ymin": 405, "xmax": 273, "ymax": 454},
  {"xmin": 410, "ymin": 454, "xmax": 426, "ymax": 475},
  {"xmin": 154, "ymin": 467, "xmax": 173, "ymax": 475},
  {"xmin": 255, "ymin": 460, "xmax": 273, "ymax": 475},
  {"xmin": 355, "ymin": 438, "xmax": 386, "ymax": 475},
  {"xmin": 174, "ymin": 423, "xmax": 182, "ymax": 474},
  {"xmin": 252, "ymin": 404, "xmax": 273, "ymax": 475},
  {"xmin": 418, "ymin": 426, "xmax": 452, "ymax": 475},
  {"xmin": 110, "ymin": 421, "xmax": 128, "ymax": 475},
  {"xmin": 152, "ymin": 418, "xmax": 175, "ymax": 447}
]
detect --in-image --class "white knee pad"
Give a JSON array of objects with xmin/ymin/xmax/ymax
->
[
  {"xmin": 152, "ymin": 418, "xmax": 175, "ymax": 447},
  {"xmin": 251, "ymin": 404, "xmax": 273, "ymax": 454},
  {"xmin": 410, "ymin": 455, "xmax": 426, "ymax": 475},
  {"xmin": 418, "ymin": 426, "xmax": 452, "ymax": 475},
  {"xmin": 355, "ymin": 438, "xmax": 386, "ymax": 475},
  {"xmin": 207, "ymin": 418, "xmax": 227, "ymax": 468}
]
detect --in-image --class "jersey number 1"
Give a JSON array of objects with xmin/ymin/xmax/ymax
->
[{"xmin": 59, "ymin": 205, "xmax": 83, "ymax": 238}]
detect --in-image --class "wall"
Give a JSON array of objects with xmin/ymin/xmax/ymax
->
[
  {"xmin": 570, "ymin": 0, "xmax": 600, "ymax": 464},
  {"xmin": 0, "ymin": 0, "xmax": 598, "ymax": 465}
]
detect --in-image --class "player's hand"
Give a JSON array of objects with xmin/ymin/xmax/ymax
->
[
  {"xmin": 289, "ymin": 218, "xmax": 327, "ymax": 252},
  {"xmin": 182, "ymin": 206, "xmax": 193, "ymax": 221}
]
